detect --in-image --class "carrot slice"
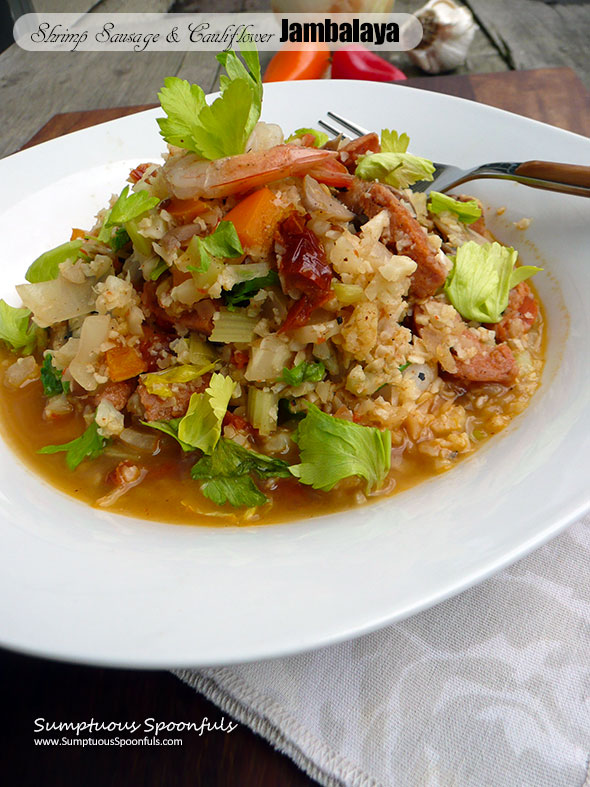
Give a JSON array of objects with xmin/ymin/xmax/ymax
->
[
  {"xmin": 163, "ymin": 197, "xmax": 208, "ymax": 225},
  {"xmin": 70, "ymin": 228, "xmax": 86, "ymax": 240},
  {"xmin": 106, "ymin": 346, "xmax": 147, "ymax": 382},
  {"xmin": 223, "ymin": 187, "xmax": 289, "ymax": 252}
]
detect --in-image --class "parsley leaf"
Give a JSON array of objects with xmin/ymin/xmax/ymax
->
[
  {"xmin": 105, "ymin": 186, "xmax": 160, "ymax": 228},
  {"xmin": 289, "ymin": 403, "xmax": 391, "ymax": 493},
  {"xmin": 38, "ymin": 420, "xmax": 108, "ymax": 470},
  {"xmin": 356, "ymin": 128, "xmax": 434, "ymax": 189},
  {"xmin": 427, "ymin": 192, "xmax": 482, "ymax": 224},
  {"xmin": 199, "ymin": 475, "xmax": 266, "ymax": 508},
  {"xmin": 40, "ymin": 355, "xmax": 69, "ymax": 397},
  {"xmin": 157, "ymin": 76, "xmax": 206, "ymax": 149},
  {"xmin": 222, "ymin": 270, "xmax": 279, "ymax": 310},
  {"xmin": 191, "ymin": 78, "xmax": 256, "ymax": 161},
  {"xmin": 356, "ymin": 152, "xmax": 435, "ymax": 190},
  {"xmin": 279, "ymin": 361, "xmax": 326, "ymax": 387},
  {"xmin": 217, "ymin": 47, "xmax": 263, "ymax": 140},
  {"xmin": 0, "ymin": 300, "xmax": 40, "ymax": 354},
  {"xmin": 110, "ymin": 227, "xmax": 131, "ymax": 252},
  {"xmin": 141, "ymin": 362, "xmax": 217, "ymax": 399},
  {"xmin": 141, "ymin": 372, "xmax": 232, "ymax": 454},
  {"xmin": 187, "ymin": 221, "xmax": 243, "ymax": 273},
  {"xmin": 191, "ymin": 438, "xmax": 290, "ymax": 508}
]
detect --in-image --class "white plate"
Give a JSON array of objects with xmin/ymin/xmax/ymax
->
[{"xmin": 0, "ymin": 81, "xmax": 588, "ymax": 668}]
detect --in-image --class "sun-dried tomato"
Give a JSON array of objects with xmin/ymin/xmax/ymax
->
[
  {"xmin": 278, "ymin": 215, "xmax": 333, "ymax": 332},
  {"xmin": 279, "ymin": 214, "xmax": 333, "ymax": 296},
  {"xmin": 280, "ymin": 291, "xmax": 332, "ymax": 333}
]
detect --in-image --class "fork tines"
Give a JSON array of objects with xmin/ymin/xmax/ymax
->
[{"xmin": 318, "ymin": 112, "xmax": 369, "ymax": 139}]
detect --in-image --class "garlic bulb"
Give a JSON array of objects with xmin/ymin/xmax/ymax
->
[{"xmin": 407, "ymin": 0, "xmax": 477, "ymax": 74}]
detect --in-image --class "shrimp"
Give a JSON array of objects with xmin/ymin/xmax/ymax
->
[{"xmin": 163, "ymin": 145, "xmax": 339, "ymax": 200}]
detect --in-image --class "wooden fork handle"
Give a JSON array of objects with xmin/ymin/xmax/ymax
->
[{"xmin": 515, "ymin": 160, "xmax": 590, "ymax": 188}]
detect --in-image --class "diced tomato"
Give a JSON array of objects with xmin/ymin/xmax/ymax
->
[
  {"xmin": 129, "ymin": 163, "xmax": 150, "ymax": 183},
  {"xmin": 222, "ymin": 411, "xmax": 257, "ymax": 437},
  {"xmin": 230, "ymin": 350, "xmax": 249, "ymax": 369}
]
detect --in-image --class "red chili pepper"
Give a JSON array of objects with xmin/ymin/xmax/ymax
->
[{"xmin": 331, "ymin": 44, "xmax": 407, "ymax": 83}]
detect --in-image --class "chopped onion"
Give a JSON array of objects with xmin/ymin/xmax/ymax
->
[
  {"xmin": 4, "ymin": 356, "xmax": 39, "ymax": 388},
  {"xmin": 68, "ymin": 314, "xmax": 111, "ymax": 391},
  {"xmin": 16, "ymin": 277, "xmax": 96, "ymax": 328},
  {"xmin": 119, "ymin": 428, "xmax": 160, "ymax": 454},
  {"xmin": 403, "ymin": 363, "xmax": 437, "ymax": 392},
  {"xmin": 245, "ymin": 335, "xmax": 292, "ymax": 382},
  {"xmin": 303, "ymin": 175, "xmax": 355, "ymax": 222}
]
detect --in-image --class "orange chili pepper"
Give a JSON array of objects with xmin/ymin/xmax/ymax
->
[{"xmin": 263, "ymin": 43, "xmax": 331, "ymax": 83}]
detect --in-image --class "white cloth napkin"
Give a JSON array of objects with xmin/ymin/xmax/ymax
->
[{"xmin": 175, "ymin": 514, "xmax": 590, "ymax": 787}]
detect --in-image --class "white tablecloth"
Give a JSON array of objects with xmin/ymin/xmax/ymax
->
[{"xmin": 176, "ymin": 514, "xmax": 590, "ymax": 787}]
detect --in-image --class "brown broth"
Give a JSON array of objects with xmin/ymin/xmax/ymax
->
[
  {"xmin": 0, "ymin": 368, "xmax": 439, "ymax": 525},
  {"xmin": 0, "ymin": 301, "xmax": 545, "ymax": 527}
]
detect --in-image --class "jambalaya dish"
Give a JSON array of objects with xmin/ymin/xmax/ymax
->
[{"xmin": 0, "ymin": 49, "xmax": 543, "ymax": 523}]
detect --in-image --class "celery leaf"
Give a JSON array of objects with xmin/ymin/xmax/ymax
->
[
  {"xmin": 289, "ymin": 403, "xmax": 391, "ymax": 493},
  {"xmin": 428, "ymin": 192, "xmax": 482, "ymax": 224},
  {"xmin": 444, "ymin": 241, "xmax": 542, "ymax": 323}
]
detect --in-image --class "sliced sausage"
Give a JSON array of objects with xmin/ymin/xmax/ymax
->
[
  {"xmin": 491, "ymin": 281, "xmax": 538, "ymax": 342},
  {"xmin": 137, "ymin": 376, "xmax": 210, "ymax": 422},
  {"xmin": 94, "ymin": 380, "xmax": 136, "ymax": 411},
  {"xmin": 141, "ymin": 282, "xmax": 216, "ymax": 336},
  {"xmin": 342, "ymin": 178, "xmax": 448, "ymax": 299},
  {"xmin": 415, "ymin": 300, "xmax": 518, "ymax": 386},
  {"xmin": 337, "ymin": 133, "xmax": 380, "ymax": 173}
]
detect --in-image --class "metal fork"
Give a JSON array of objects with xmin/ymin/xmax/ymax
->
[{"xmin": 320, "ymin": 112, "xmax": 590, "ymax": 198}]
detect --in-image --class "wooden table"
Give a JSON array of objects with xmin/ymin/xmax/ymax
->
[{"xmin": 1, "ymin": 68, "xmax": 589, "ymax": 787}]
